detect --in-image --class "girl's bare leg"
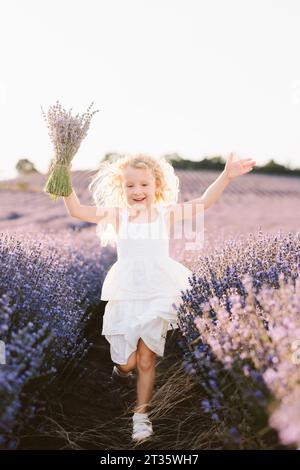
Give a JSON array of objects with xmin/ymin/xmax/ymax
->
[
  {"xmin": 134, "ymin": 338, "xmax": 156, "ymax": 414},
  {"xmin": 115, "ymin": 350, "xmax": 137, "ymax": 374}
]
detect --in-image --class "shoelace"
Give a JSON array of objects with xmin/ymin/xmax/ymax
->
[{"xmin": 132, "ymin": 418, "xmax": 153, "ymax": 439}]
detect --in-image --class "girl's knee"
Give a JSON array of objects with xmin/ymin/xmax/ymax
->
[
  {"xmin": 136, "ymin": 342, "xmax": 156, "ymax": 370},
  {"xmin": 137, "ymin": 354, "xmax": 156, "ymax": 371}
]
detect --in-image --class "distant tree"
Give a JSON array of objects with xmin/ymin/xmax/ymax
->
[
  {"xmin": 16, "ymin": 159, "xmax": 39, "ymax": 175},
  {"xmin": 198, "ymin": 156, "xmax": 225, "ymax": 170},
  {"xmin": 263, "ymin": 158, "xmax": 289, "ymax": 173},
  {"xmin": 95, "ymin": 152, "xmax": 300, "ymax": 177},
  {"xmin": 101, "ymin": 152, "xmax": 125, "ymax": 164},
  {"xmin": 163, "ymin": 153, "xmax": 183, "ymax": 163},
  {"xmin": 170, "ymin": 154, "xmax": 226, "ymax": 170}
]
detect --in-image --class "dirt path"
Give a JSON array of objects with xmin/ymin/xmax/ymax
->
[{"xmin": 18, "ymin": 301, "xmax": 184, "ymax": 450}]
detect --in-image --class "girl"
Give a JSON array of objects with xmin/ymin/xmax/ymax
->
[{"xmin": 63, "ymin": 152, "xmax": 256, "ymax": 442}]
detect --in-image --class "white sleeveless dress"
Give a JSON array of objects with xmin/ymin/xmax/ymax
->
[{"xmin": 100, "ymin": 202, "xmax": 193, "ymax": 365}]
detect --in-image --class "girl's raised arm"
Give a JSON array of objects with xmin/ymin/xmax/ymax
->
[
  {"xmin": 63, "ymin": 189, "xmax": 119, "ymax": 224},
  {"xmin": 62, "ymin": 165, "xmax": 119, "ymax": 225},
  {"xmin": 197, "ymin": 152, "xmax": 256, "ymax": 209},
  {"xmin": 165, "ymin": 153, "xmax": 256, "ymax": 224},
  {"xmin": 63, "ymin": 189, "xmax": 81, "ymax": 216},
  {"xmin": 186, "ymin": 152, "xmax": 256, "ymax": 211}
]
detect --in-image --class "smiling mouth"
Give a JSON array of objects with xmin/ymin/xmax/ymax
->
[{"xmin": 133, "ymin": 197, "xmax": 146, "ymax": 202}]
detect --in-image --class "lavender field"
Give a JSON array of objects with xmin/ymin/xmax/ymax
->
[{"xmin": 0, "ymin": 169, "xmax": 300, "ymax": 449}]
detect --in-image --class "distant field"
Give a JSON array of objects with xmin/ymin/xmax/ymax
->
[{"xmin": 1, "ymin": 169, "xmax": 299, "ymax": 259}]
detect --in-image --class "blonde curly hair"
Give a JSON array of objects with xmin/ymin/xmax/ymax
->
[{"xmin": 88, "ymin": 153, "xmax": 180, "ymax": 247}]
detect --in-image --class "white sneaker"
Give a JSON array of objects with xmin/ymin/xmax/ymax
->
[{"xmin": 132, "ymin": 416, "xmax": 153, "ymax": 442}]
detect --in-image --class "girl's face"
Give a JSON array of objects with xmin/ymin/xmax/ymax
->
[{"xmin": 121, "ymin": 166, "xmax": 159, "ymax": 208}]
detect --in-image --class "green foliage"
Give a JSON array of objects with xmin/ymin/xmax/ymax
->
[
  {"xmin": 167, "ymin": 155, "xmax": 300, "ymax": 176},
  {"xmin": 16, "ymin": 159, "xmax": 39, "ymax": 175}
]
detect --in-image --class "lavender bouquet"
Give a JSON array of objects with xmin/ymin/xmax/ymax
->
[{"xmin": 42, "ymin": 100, "xmax": 99, "ymax": 201}]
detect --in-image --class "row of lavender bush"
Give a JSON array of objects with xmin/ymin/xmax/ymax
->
[
  {"xmin": 0, "ymin": 230, "xmax": 112, "ymax": 449},
  {"xmin": 176, "ymin": 230, "xmax": 300, "ymax": 449}
]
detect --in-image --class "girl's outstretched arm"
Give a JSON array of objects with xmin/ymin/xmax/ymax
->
[
  {"xmin": 63, "ymin": 189, "xmax": 81, "ymax": 216},
  {"xmin": 63, "ymin": 189, "xmax": 119, "ymax": 224},
  {"xmin": 186, "ymin": 152, "xmax": 256, "ymax": 211},
  {"xmin": 166, "ymin": 153, "xmax": 256, "ymax": 224},
  {"xmin": 62, "ymin": 165, "xmax": 119, "ymax": 224}
]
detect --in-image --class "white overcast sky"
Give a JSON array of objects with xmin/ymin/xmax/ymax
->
[{"xmin": 1, "ymin": 0, "xmax": 300, "ymax": 180}]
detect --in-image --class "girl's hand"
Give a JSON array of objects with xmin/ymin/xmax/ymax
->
[{"xmin": 224, "ymin": 152, "xmax": 256, "ymax": 180}]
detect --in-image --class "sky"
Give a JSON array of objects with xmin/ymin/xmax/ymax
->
[{"xmin": 1, "ymin": 0, "xmax": 300, "ymax": 180}]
